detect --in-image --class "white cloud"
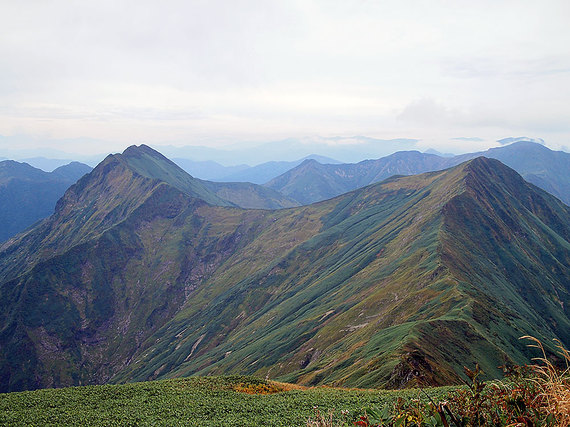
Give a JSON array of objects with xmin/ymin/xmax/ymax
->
[{"xmin": 0, "ymin": 0, "xmax": 569, "ymax": 154}]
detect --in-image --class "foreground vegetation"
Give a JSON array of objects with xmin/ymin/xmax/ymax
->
[
  {"xmin": 0, "ymin": 375, "xmax": 454, "ymax": 426},
  {"xmin": 1, "ymin": 338, "xmax": 568, "ymax": 426},
  {"xmin": 3, "ymin": 150, "xmax": 569, "ymax": 393},
  {"xmin": 329, "ymin": 337, "xmax": 569, "ymax": 427}
]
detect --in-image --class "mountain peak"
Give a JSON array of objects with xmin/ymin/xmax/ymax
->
[
  {"xmin": 299, "ymin": 158, "xmax": 321, "ymax": 166},
  {"xmin": 460, "ymin": 156, "xmax": 528, "ymax": 192},
  {"xmin": 1, "ymin": 144, "xmax": 569, "ymax": 392},
  {"xmin": 462, "ymin": 156, "xmax": 522, "ymax": 179},
  {"xmin": 89, "ymin": 144, "xmax": 234, "ymax": 208},
  {"xmin": 0, "ymin": 160, "xmax": 49, "ymax": 181},
  {"xmin": 464, "ymin": 155, "xmax": 499, "ymax": 169},
  {"xmin": 51, "ymin": 161, "xmax": 92, "ymax": 181},
  {"xmin": 122, "ymin": 144, "xmax": 168, "ymax": 159}
]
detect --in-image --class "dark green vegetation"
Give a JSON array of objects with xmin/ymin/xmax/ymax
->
[
  {"xmin": 0, "ymin": 145, "xmax": 569, "ymax": 393},
  {"xmin": 0, "ymin": 375, "xmax": 450, "ymax": 426},
  {"xmin": 466, "ymin": 141, "xmax": 570, "ymax": 206},
  {"xmin": 0, "ymin": 160, "xmax": 91, "ymax": 242},
  {"xmin": 266, "ymin": 141, "xmax": 570, "ymax": 205}
]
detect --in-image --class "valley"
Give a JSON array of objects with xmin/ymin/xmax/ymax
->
[{"xmin": 0, "ymin": 144, "xmax": 568, "ymax": 394}]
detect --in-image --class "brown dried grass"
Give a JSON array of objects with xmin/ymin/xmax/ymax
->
[{"xmin": 522, "ymin": 335, "xmax": 570, "ymax": 426}]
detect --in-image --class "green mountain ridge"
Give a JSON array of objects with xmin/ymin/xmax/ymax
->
[
  {"xmin": 265, "ymin": 142, "xmax": 570, "ymax": 206},
  {"xmin": 0, "ymin": 146, "xmax": 568, "ymax": 393},
  {"xmin": 118, "ymin": 144, "xmax": 298, "ymax": 209}
]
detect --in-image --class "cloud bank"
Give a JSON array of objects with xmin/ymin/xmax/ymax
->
[{"xmin": 0, "ymin": 0, "xmax": 569, "ymax": 155}]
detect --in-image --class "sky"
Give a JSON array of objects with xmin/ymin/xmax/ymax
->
[{"xmin": 1, "ymin": 0, "xmax": 570, "ymax": 160}]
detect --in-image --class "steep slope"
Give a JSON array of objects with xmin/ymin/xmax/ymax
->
[
  {"xmin": 123, "ymin": 144, "xmax": 297, "ymax": 209},
  {"xmin": 116, "ymin": 158, "xmax": 569, "ymax": 389},
  {"xmin": 456, "ymin": 141, "xmax": 570, "ymax": 205},
  {"xmin": 266, "ymin": 142, "xmax": 570, "ymax": 205},
  {"xmin": 0, "ymin": 151, "xmax": 568, "ymax": 393},
  {"xmin": 0, "ymin": 145, "xmax": 301, "ymax": 391},
  {"xmin": 0, "ymin": 160, "xmax": 91, "ymax": 242},
  {"xmin": 0, "ymin": 145, "xmax": 294, "ymax": 283}
]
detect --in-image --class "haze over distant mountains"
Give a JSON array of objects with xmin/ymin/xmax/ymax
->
[
  {"xmin": 0, "ymin": 149, "xmax": 300, "ymax": 242},
  {"xmin": 1, "ymin": 140, "xmax": 567, "ymax": 246},
  {"xmin": 2, "ymin": 135, "xmax": 567, "ymax": 184},
  {"xmin": 157, "ymin": 137, "xmax": 419, "ymax": 165},
  {"xmin": 0, "ymin": 135, "xmax": 418, "ymax": 168},
  {"xmin": 1, "ymin": 144, "xmax": 568, "ymax": 393},
  {"xmin": 0, "ymin": 160, "xmax": 92, "ymax": 242},
  {"xmin": 174, "ymin": 154, "xmax": 340, "ymax": 184}
]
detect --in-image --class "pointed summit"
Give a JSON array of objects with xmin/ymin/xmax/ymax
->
[
  {"xmin": 0, "ymin": 155, "xmax": 568, "ymax": 392},
  {"xmin": 122, "ymin": 143, "xmax": 160, "ymax": 158}
]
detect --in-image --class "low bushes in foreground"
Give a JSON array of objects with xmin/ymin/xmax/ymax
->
[{"xmin": 308, "ymin": 336, "xmax": 569, "ymax": 427}]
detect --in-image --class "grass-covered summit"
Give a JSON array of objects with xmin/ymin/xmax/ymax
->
[{"xmin": 0, "ymin": 145, "xmax": 568, "ymax": 392}]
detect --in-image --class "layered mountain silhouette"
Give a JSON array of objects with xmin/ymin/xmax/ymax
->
[
  {"xmin": 265, "ymin": 141, "xmax": 570, "ymax": 205},
  {"xmin": 173, "ymin": 155, "xmax": 339, "ymax": 183},
  {"xmin": 0, "ymin": 160, "xmax": 92, "ymax": 242},
  {"xmin": 216, "ymin": 155, "xmax": 340, "ymax": 184},
  {"xmin": 0, "ymin": 145, "xmax": 568, "ymax": 393}
]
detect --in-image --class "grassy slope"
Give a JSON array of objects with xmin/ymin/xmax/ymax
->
[
  {"xmin": 124, "ymin": 144, "xmax": 299, "ymax": 209},
  {"xmin": 202, "ymin": 180, "xmax": 300, "ymax": 209},
  {"xmin": 0, "ymin": 376, "xmax": 453, "ymax": 426},
  {"xmin": 111, "ymin": 169, "xmax": 454, "ymax": 385},
  {"xmin": 0, "ymin": 150, "xmax": 568, "ymax": 393},
  {"xmin": 456, "ymin": 141, "xmax": 570, "ymax": 205},
  {"xmin": 115, "ymin": 159, "xmax": 569, "ymax": 389}
]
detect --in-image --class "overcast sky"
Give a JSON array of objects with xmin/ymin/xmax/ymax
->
[{"xmin": 1, "ymin": 0, "xmax": 569, "ymax": 157}]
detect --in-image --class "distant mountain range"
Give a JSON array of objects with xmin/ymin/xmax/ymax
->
[
  {"xmin": 173, "ymin": 154, "xmax": 340, "ymax": 183},
  {"xmin": 1, "ymin": 145, "xmax": 568, "ymax": 393},
  {"xmin": 266, "ymin": 141, "xmax": 570, "ymax": 205},
  {"xmin": 1, "ymin": 140, "xmax": 566, "ymax": 243},
  {"xmin": 171, "ymin": 158, "xmax": 250, "ymax": 181},
  {"xmin": 155, "ymin": 136, "xmax": 418, "ymax": 165},
  {"xmin": 16, "ymin": 157, "xmax": 93, "ymax": 172},
  {"xmin": 0, "ymin": 149, "xmax": 298, "ymax": 243},
  {"xmin": 0, "ymin": 160, "xmax": 92, "ymax": 242}
]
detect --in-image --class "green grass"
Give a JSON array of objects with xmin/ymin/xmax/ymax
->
[
  {"xmin": 2, "ymin": 151, "xmax": 569, "ymax": 393},
  {"xmin": 0, "ymin": 376, "xmax": 454, "ymax": 426}
]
